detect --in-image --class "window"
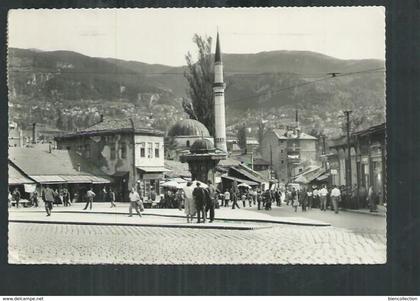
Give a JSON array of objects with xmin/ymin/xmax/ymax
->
[
  {"xmin": 139, "ymin": 143, "xmax": 145, "ymax": 158},
  {"xmin": 154, "ymin": 143, "xmax": 160, "ymax": 158},
  {"xmin": 281, "ymin": 149, "xmax": 283, "ymax": 153},
  {"xmin": 281, "ymin": 160, "xmax": 284, "ymax": 164},
  {"xmin": 110, "ymin": 145, "xmax": 116, "ymax": 160},
  {"xmin": 147, "ymin": 142, "xmax": 153, "ymax": 158},
  {"xmin": 186, "ymin": 140, "xmax": 190, "ymax": 147},
  {"xmin": 120, "ymin": 142, "xmax": 127, "ymax": 159}
]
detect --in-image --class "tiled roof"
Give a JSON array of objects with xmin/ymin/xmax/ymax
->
[
  {"xmin": 8, "ymin": 162, "xmax": 35, "ymax": 185},
  {"xmin": 8, "ymin": 147, "xmax": 109, "ymax": 179},
  {"xmin": 272, "ymin": 129, "xmax": 288, "ymax": 140},
  {"xmin": 56, "ymin": 117, "xmax": 163, "ymax": 139}
]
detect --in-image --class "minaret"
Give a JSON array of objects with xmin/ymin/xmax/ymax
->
[{"xmin": 213, "ymin": 32, "xmax": 227, "ymax": 152}]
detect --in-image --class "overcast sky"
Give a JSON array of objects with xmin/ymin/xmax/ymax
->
[{"xmin": 8, "ymin": 7, "xmax": 385, "ymax": 66}]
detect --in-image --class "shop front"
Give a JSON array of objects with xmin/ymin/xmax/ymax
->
[{"xmin": 136, "ymin": 167, "xmax": 170, "ymax": 199}]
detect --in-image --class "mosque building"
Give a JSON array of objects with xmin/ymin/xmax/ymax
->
[{"xmin": 166, "ymin": 31, "xmax": 227, "ymax": 158}]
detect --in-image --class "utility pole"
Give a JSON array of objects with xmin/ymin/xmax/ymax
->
[{"xmin": 344, "ymin": 110, "xmax": 353, "ymax": 190}]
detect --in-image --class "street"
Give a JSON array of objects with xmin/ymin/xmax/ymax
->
[
  {"xmin": 244, "ymin": 203, "xmax": 386, "ymax": 234},
  {"xmin": 8, "ymin": 203, "xmax": 386, "ymax": 265}
]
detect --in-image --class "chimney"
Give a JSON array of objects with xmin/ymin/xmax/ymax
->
[{"xmin": 32, "ymin": 123, "xmax": 37, "ymax": 144}]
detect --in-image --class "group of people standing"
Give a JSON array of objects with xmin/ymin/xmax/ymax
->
[
  {"xmin": 284, "ymin": 184, "xmax": 342, "ymax": 213},
  {"xmin": 182, "ymin": 180, "xmax": 218, "ymax": 223},
  {"xmin": 219, "ymin": 187, "xmax": 283, "ymax": 211}
]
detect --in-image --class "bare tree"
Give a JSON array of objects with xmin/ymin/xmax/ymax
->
[{"xmin": 184, "ymin": 34, "xmax": 215, "ymax": 136}]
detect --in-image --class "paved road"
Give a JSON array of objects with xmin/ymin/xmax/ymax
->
[
  {"xmin": 244, "ymin": 204, "xmax": 386, "ymax": 234},
  {"xmin": 9, "ymin": 221, "xmax": 386, "ymax": 265}
]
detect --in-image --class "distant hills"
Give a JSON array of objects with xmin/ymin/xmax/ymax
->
[{"xmin": 7, "ymin": 47, "xmax": 385, "ymax": 136}]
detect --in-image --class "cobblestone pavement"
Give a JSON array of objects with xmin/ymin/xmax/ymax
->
[{"xmin": 9, "ymin": 222, "xmax": 386, "ymax": 264}]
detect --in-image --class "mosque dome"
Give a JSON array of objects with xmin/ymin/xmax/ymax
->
[
  {"xmin": 167, "ymin": 119, "xmax": 210, "ymax": 138},
  {"xmin": 190, "ymin": 139, "xmax": 215, "ymax": 154}
]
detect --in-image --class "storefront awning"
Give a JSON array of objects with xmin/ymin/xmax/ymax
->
[
  {"xmin": 137, "ymin": 166, "xmax": 171, "ymax": 173},
  {"xmin": 58, "ymin": 175, "xmax": 111, "ymax": 184},
  {"xmin": 30, "ymin": 175, "xmax": 66, "ymax": 184},
  {"xmin": 221, "ymin": 175, "xmax": 259, "ymax": 186},
  {"xmin": 59, "ymin": 175, "xmax": 95, "ymax": 184}
]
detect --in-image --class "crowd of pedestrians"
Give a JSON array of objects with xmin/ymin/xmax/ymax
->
[{"xmin": 9, "ymin": 180, "xmax": 380, "ymax": 220}]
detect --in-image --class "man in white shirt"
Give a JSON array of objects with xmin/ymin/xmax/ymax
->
[
  {"xmin": 129, "ymin": 187, "xmax": 142, "ymax": 217},
  {"xmin": 330, "ymin": 185, "xmax": 341, "ymax": 214},
  {"xmin": 319, "ymin": 185, "xmax": 328, "ymax": 211},
  {"xmin": 224, "ymin": 190, "xmax": 230, "ymax": 207}
]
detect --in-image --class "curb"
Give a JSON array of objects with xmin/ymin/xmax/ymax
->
[
  {"xmin": 49, "ymin": 210, "xmax": 331, "ymax": 227},
  {"xmin": 9, "ymin": 219, "xmax": 272, "ymax": 230},
  {"xmin": 341, "ymin": 208, "xmax": 386, "ymax": 217}
]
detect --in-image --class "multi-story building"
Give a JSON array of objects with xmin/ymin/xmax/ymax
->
[
  {"xmin": 261, "ymin": 127, "xmax": 318, "ymax": 183},
  {"xmin": 328, "ymin": 123, "xmax": 385, "ymax": 206},
  {"xmin": 55, "ymin": 117, "xmax": 167, "ymax": 200}
]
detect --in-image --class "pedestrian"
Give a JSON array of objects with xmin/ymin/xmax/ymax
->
[
  {"xmin": 257, "ymin": 189, "xmax": 262, "ymax": 210},
  {"xmin": 330, "ymin": 185, "xmax": 341, "ymax": 214},
  {"xmin": 175, "ymin": 188, "xmax": 185, "ymax": 211},
  {"xmin": 224, "ymin": 189, "xmax": 230, "ymax": 207},
  {"xmin": 291, "ymin": 187, "xmax": 299, "ymax": 212},
  {"xmin": 286, "ymin": 188, "xmax": 292, "ymax": 206},
  {"xmin": 368, "ymin": 186, "xmax": 377, "ymax": 212},
  {"xmin": 312, "ymin": 186, "xmax": 319, "ymax": 208},
  {"xmin": 109, "ymin": 187, "xmax": 116, "ymax": 208},
  {"xmin": 62, "ymin": 187, "xmax": 71, "ymax": 207},
  {"xmin": 206, "ymin": 180, "xmax": 216, "ymax": 223},
  {"xmin": 319, "ymin": 185, "xmax": 328, "ymax": 211},
  {"xmin": 307, "ymin": 188, "xmax": 313, "ymax": 209},
  {"xmin": 8, "ymin": 189, "xmax": 12, "ymax": 208},
  {"xmin": 149, "ymin": 187, "xmax": 157, "ymax": 205},
  {"xmin": 183, "ymin": 181, "xmax": 196, "ymax": 223},
  {"xmin": 42, "ymin": 185, "xmax": 57, "ymax": 216},
  {"xmin": 248, "ymin": 191, "xmax": 253, "ymax": 207},
  {"xmin": 193, "ymin": 182, "xmax": 206, "ymax": 223},
  {"xmin": 241, "ymin": 193, "xmax": 246, "ymax": 208},
  {"xmin": 128, "ymin": 186, "xmax": 142, "ymax": 217},
  {"xmin": 102, "ymin": 186, "xmax": 107, "ymax": 203},
  {"xmin": 12, "ymin": 187, "xmax": 21, "ymax": 208},
  {"xmin": 275, "ymin": 189, "xmax": 281, "ymax": 207},
  {"xmin": 31, "ymin": 189, "xmax": 39, "ymax": 207},
  {"xmin": 231, "ymin": 186, "xmax": 240, "ymax": 209},
  {"xmin": 83, "ymin": 187, "xmax": 96, "ymax": 210},
  {"xmin": 300, "ymin": 187, "xmax": 307, "ymax": 212},
  {"xmin": 264, "ymin": 189, "xmax": 272, "ymax": 210}
]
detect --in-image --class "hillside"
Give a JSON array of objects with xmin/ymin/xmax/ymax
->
[{"xmin": 7, "ymin": 47, "xmax": 385, "ymax": 137}]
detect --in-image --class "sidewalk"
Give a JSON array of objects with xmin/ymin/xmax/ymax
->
[
  {"xmin": 341, "ymin": 205, "xmax": 386, "ymax": 217},
  {"xmin": 9, "ymin": 202, "xmax": 330, "ymax": 227}
]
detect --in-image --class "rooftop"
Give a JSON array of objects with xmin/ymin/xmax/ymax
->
[
  {"xmin": 56, "ymin": 117, "xmax": 163, "ymax": 139},
  {"xmin": 167, "ymin": 119, "xmax": 211, "ymax": 138}
]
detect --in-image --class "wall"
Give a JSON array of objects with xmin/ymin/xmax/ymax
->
[
  {"xmin": 261, "ymin": 131, "xmax": 288, "ymax": 183},
  {"xmin": 134, "ymin": 134, "xmax": 165, "ymax": 168},
  {"xmin": 56, "ymin": 132, "xmax": 135, "ymax": 189}
]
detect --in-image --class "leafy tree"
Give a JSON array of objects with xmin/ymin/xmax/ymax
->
[{"xmin": 183, "ymin": 34, "xmax": 215, "ymax": 136}]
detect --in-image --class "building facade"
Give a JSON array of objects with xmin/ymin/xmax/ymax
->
[
  {"xmin": 55, "ymin": 118, "xmax": 167, "ymax": 200},
  {"xmin": 329, "ymin": 123, "xmax": 386, "ymax": 206},
  {"xmin": 261, "ymin": 128, "xmax": 318, "ymax": 183}
]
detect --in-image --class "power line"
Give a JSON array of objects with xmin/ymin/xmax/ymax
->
[{"xmin": 227, "ymin": 67, "xmax": 385, "ymax": 104}]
